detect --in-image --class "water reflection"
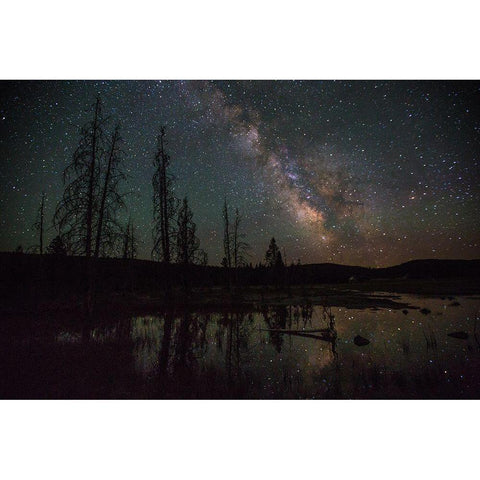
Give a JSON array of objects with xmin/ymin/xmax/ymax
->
[
  {"xmin": 1, "ymin": 295, "xmax": 480, "ymax": 398},
  {"xmin": 260, "ymin": 303, "xmax": 337, "ymax": 359}
]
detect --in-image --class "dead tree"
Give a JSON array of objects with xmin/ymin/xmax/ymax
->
[
  {"xmin": 54, "ymin": 98, "xmax": 126, "ymax": 259},
  {"xmin": 223, "ymin": 201, "xmax": 250, "ymax": 286},
  {"xmin": 33, "ymin": 191, "xmax": 46, "ymax": 254},
  {"xmin": 175, "ymin": 197, "xmax": 200, "ymax": 265},
  {"xmin": 152, "ymin": 127, "xmax": 177, "ymax": 262},
  {"xmin": 54, "ymin": 97, "xmax": 105, "ymax": 256},
  {"xmin": 232, "ymin": 207, "xmax": 250, "ymax": 268},
  {"xmin": 53, "ymin": 97, "xmax": 128, "ymax": 312},
  {"xmin": 85, "ymin": 98, "xmax": 101, "ymax": 257},
  {"xmin": 94, "ymin": 124, "xmax": 126, "ymax": 258},
  {"xmin": 222, "ymin": 198, "xmax": 232, "ymax": 268},
  {"xmin": 122, "ymin": 219, "xmax": 137, "ymax": 260}
]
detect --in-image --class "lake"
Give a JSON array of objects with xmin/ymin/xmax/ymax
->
[{"xmin": 1, "ymin": 293, "xmax": 479, "ymax": 398}]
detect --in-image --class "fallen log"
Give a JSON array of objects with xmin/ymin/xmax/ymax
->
[
  {"xmin": 260, "ymin": 328, "xmax": 335, "ymax": 342},
  {"xmin": 259, "ymin": 328, "xmax": 331, "ymax": 334}
]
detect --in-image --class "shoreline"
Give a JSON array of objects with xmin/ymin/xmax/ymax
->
[{"xmin": 2, "ymin": 278, "xmax": 478, "ymax": 316}]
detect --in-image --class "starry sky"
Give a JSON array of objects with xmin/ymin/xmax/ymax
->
[{"xmin": 1, "ymin": 80, "xmax": 479, "ymax": 267}]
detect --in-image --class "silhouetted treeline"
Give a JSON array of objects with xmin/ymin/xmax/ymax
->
[{"xmin": 1, "ymin": 252, "xmax": 479, "ymax": 312}]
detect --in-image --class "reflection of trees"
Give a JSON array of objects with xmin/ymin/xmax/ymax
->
[
  {"xmin": 261, "ymin": 303, "xmax": 338, "ymax": 359},
  {"xmin": 73, "ymin": 313, "xmax": 137, "ymax": 398},
  {"xmin": 225, "ymin": 314, "xmax": 241, "ymax": 383},
  {"xmin": 151, "ymin": 306, "xmax": 340, "ymax": 398},
  {"xmin": 156, "ymin": 311, "xmax": 210, "ymax": 396},
  {"xmin": 261, "ymin": 305, "xmax": 288, "ymax": 353},
  {"xmin": 301, "ymin": 302, "xmax": 314, "ymax": 328},
  {"xmin": 158, "ymin": 313, "xmax": 174, "ymax": 376},
  {"xmin": 322, "ymin": 305, "xmax": 338, "ymax": 359},
  {"xmin": 225, "ymin": 314, "xmax": 238, "ymax": 383},
  {"xmin": 116, "ymin": 317, "xmax": 133, "ymax": 343},
  {"xmin": 173, "ymin": 312, "xmax": 193, "ymax": 378},
  {"xmin": 81, "ymin": 313, "xmax": 133, "ymax": 345},
  {"xmin": 215, "ymin": 312, "xmax": 254, "ymax": 391},
  {"xmin": 287, "ymin": 303, "xmax": 314, "ymax": 330}
]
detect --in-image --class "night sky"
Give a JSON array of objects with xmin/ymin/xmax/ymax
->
[{"xmin": 1, "ymin": 80, "xmax": 479, "ymax": 267}]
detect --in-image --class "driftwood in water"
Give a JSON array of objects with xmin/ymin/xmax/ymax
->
[
  {"xmin": 259, "ymin": 328, "xmax": 330, "ymax": 334},
  {"xmin": 447, "ymin": 331, "xmax": 468, "ymax": 339},
  {"xmin": 260, "ymin": 328, "xmax": 335, "ymax": 342},
  {"xmin": 291, "ymin": 332, "xmax": 335, "ymax": 341}
]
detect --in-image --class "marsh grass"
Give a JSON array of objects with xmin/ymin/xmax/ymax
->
[
  {"xmin": 400, "ymin": 336, "xmax": 411, "ymax": 355},
  {"xmin": 422, "ymin": 324, "xmax": 438, "ymax": 350}
]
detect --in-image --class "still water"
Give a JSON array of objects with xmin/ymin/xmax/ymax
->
[{"xmin": 1, "ymin": 294, "xmax": 479, "ymax": 398}]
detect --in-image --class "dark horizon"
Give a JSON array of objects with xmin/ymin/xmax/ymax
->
[
  {"xmin": 2, "ymin": 248, "xmax": 479, "ymax": 271},
  {"xmin": 1, "ymin": 80, "xmax": 479, "ymax": 267}
]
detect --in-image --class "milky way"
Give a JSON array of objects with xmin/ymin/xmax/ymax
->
[{"xmin": 1, "ymin": 80, "xmax": 479, "ymax": 266}]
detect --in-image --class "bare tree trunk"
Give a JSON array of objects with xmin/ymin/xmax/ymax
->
[
  {"xmin": 129, "ymin": 222, "xmax": 134, "ymax": 293},
  {"xmin": 233, "ymin": 207, "xmax": 243, "ymax": 286},
  {"xmin": 86, "ymin": 98, "xmax": 102, "ymax": 314},
  {"xmin": 153, "ymin": 127, "xmax": 177, "ymax": 265},
  {"xmin": 123, "ymin": 222, "xmax": 129, "ymax": 259},
  {"xmin": 39, "ymin": 192, "xmax": 45, "ymax": 255},
  {"xmin": 130, "ymin": 222, "xmax": 134, "ymax": 259},
  {"xmin": 223, "ymin": 199, "xmax": 233, "ymax": 291},
  {"xmin": 223, "ymin": 199, "xmax": 232, "ymax": 268},
  {"xmin": 233, "ymin": 209, "xmax": 239, "ymax": 269},
  {"xmin": 160, "ymin": 130, "xmax": 170, "ymax": 263},
  {"xmin": 94, "ymin": 125, "xmax": 119, "ymax": 259},
  {"xmin": 86, "ymin": 97, "xmax": 100, "ymax": 258}
]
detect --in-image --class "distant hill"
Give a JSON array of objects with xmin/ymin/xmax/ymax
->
[
  {"xmin": 0, "ymin": 252, "xmax": 479, "ymax": 311},
  {"xmin": 295, "ymin": 258, "xmax": 480, "ymax": 283},
  {"xmin": 376, "ymin": 258, "xmax": 480, "ymax": 279}
]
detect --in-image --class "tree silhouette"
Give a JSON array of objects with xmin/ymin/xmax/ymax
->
[
  {"xmin": 94, "ymin": 124, "xmax": 127, "ymax": 258},
  {"xmin": 197, "ymin": 249, "xmax": 208, "ymax": 266},
  {"xmin": 265, "ymin": 237, "xmax": 283, "ymax": 268},
  {"xmin": 54, "ymin": 98, "xmax": 126, "ymax": 259},
  {"xmin": 222, "ymin": 201, "xmax": 250, "ymax": 286},
  {"xmin": 222, "ymin": 198, "xmax": 232, "ymax": 268},
  {"xmin": 175, "ymin": 197, "xmax": 200, "ymax": 265},
  {"xmin": 122, "ymin": 219, "xmax": 137, "ymax": 260},
  {"xmin": 33, "ymin": 192, "xmax": 46, "ymax": 254},
  {"xmin": 46, "ymin": 235, "xmax": 67, "ymax": 256},
  {"xmin": 53, "ymin": 97, "xmax": 106, "ymax": 256},
  {"xmin": 152, "ymin": 126, "xmax": 177, "ymax": 263},
  {"xmin": 232, "ymin": 207, "xmax": 250, "ymax": 268}
]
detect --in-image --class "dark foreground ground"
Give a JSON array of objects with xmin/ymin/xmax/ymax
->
[
  {"xmin": 1, "ymin": 252, "xmax": 479, "ymax": 314},
  {"xmin": 1, "ymin": 277, "xmax": 480, "ymax": 399},
  {"xmin": 1, "ymin": 253, "xmax": 479, "ymax": 399}
]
